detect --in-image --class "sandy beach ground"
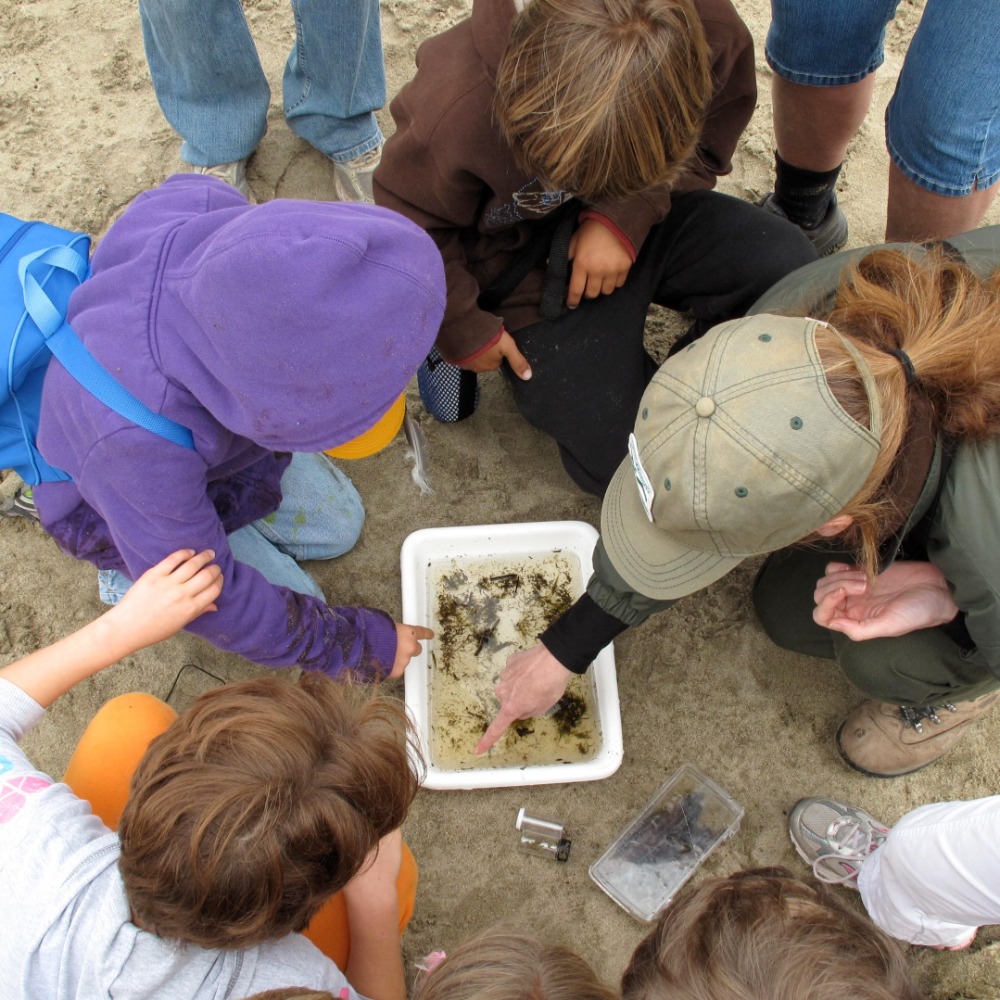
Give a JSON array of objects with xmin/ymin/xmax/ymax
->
[{"xmin": 2, "ymin": 0, "xmax": 999, "ymax": 995}]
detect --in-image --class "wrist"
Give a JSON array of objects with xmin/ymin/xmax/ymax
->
[{"xmin": 455, "ymin": 324, "xmax": 504, "ymax": 365}]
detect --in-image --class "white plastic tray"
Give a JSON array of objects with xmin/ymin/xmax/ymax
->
[{"xmin": 401, "ymin": 521, "xmax": 623, "ymax": 789}]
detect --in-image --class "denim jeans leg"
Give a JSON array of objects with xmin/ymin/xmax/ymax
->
[
  {"xmin": 251, "ymin": 452, "xmax": 365, "ymax": 561},
  {"xmin": 227, "ymin": 522, "xmax": 327, "ymax": 599},
  {"xmin": 886, "ymin": 0, "xmax": 1000, "ymax": 196},
  {"xmin": 138, "ymin": 0, "xmax": 270, "ymax": 165},
  {"xmin": 766, "ymin": 0, "xmax": 900, "ymax": 85},
  {"xmin": 282, "ymin": 0, "xmax": 386, "ymax": 161},
  {"xmin": 97, "ymin": 568, "xmax": 134, "ymax": 607},
  {"xmin": 96, "ymin": 454, "xmax": 362, "ymax": 606}
]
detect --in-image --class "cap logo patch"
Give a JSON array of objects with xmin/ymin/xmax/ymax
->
[{"xmin": 628, "ymin": 433, "xmax": 656, "ymax": 522}]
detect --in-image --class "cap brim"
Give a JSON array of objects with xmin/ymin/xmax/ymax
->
[{"xmin": 601, "ymin": 453, "xmax": 745, "ymax": 600}]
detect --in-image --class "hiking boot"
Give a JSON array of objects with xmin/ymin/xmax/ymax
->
[
  {"xmin": 332, "ymin": 146, "xmax": 381, "ymax": 204},
  {"xmin": 837, "ymin": 692, "xmax": 1000, "ymax": 777},
  {"xmin": 193, "ymin": 159, "xmax": 256, "ymax": 204},
  {"xmin": 1, "ymin": 486, "xmax": 40, "ymax": 523},
  {"xmin": 788, "ymin": 797, "xmax": 888, "ymax": 888},
  {"xmin": 758, "ymin": 191, "xmax": 849, "ymax": 257}
]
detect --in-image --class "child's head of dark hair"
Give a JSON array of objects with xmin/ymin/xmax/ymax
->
[
  {"xmin": 621, "ymin": 867, "xmax": 921, "ymax": 1000},
  {"xmin": 413, "ymin": 927, "xmax": 618, "ymax": 1000},
  {"xmin": 494, "ymin": 0, "xmax": 712, "ymax": 203},
  {"xmin": 118, "ymin": 673, "xmax": 419, "ymax": 950}
]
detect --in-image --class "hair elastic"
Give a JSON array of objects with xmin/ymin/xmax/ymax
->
[{"xmin": 885, "ymin": 347, "xmax": 919, "ymax": 388}]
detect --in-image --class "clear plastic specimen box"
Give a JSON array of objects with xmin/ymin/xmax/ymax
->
[{"xmin": 589, "ymin": 763, "xmax": 744, "ymax": 922}]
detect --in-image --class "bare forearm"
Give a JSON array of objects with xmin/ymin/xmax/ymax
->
[
  {"xmin": 0, "ymin": 615, "xmax": 131, "ymax": 708},
  {"xmin": 0, "ymin": 550, "xmax": 222, "ymax": 709},
  {"xmin": 344, "ymin": 897, "xmax": 406, "ymax": 1000}
]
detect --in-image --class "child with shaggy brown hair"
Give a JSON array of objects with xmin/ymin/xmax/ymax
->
[
  {"xmin": 375, "ymin": 0, "xmax": 815, "ymax": 494},
  {"xmin": 621, "ymin": 867, "xmax": 921, "ymax": 1000},
  {"xmin": 0, "ymin": 550, "xmax": 420, "ymax": 1000}
]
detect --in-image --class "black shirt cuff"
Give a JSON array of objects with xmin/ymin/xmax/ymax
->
[{"xmin": 540, "ymin": 594, "xmax": 630, "ymax": 674}]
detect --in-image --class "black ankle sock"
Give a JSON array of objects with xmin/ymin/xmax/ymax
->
[{"xmin": 773, "ymin": 152, "xmax": 842, "ymax": 230}]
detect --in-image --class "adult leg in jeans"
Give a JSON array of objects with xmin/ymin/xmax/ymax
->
[
  {"xmin": 98, "ymin": 452, "xmax": 364, "ymax": 605},
  {"xmin": 138, "ymin": 0, "xmax": 269, "ymax": 166},
  {"xmin": 506, "ymin": 191, "xmax": 816, "ymax": 495},
  {"xmin": 283, "ymin": 0, "xmax": 386, "ymax": 162},
  {"xmin": 61, "ymin": 692, "xmax": 417, "ymax": 966},
  {"xmin": 884, "ymin": 0, "xmax": 1000, "ymax": 242}
]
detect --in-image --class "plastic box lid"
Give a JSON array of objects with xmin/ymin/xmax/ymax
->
[{"xmin": 589, "ymin": 763, "xmax": 744, "ymax": 922}]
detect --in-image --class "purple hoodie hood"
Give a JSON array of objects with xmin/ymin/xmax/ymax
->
[
  {"xmin": 68, "ymin": 176, "xmax": 445, "ymax": 453},
  {"xmin": 35, "ymin": 176, "xmax": 446, "ymax": 681}
]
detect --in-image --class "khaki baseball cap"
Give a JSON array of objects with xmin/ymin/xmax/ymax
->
[{"xmin": 601, "ymin": 315, "xmax": 882, "ymax": 599}]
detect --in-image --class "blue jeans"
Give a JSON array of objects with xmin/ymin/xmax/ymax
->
[
  {"xmin": 766, "ymin": 0, "xmax": 1000, "ymax": 196},
  {"xmin": 138, "ymin": 0, "xmax": 386, "ymax": 165},
  {"xmin": 98, "ymin": 452, "xmax": 365, "ymax": 605}
]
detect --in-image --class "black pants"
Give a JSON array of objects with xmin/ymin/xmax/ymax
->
[{"xmin": 503, "ymin": 190, "xmax": 817, "ymax": 495}]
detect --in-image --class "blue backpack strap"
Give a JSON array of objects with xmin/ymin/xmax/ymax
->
[{"xmin": 19, "ymin": 245, "xmax": 195, "ymax": 450}]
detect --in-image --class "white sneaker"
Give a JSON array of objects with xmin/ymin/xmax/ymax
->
[
  {"xmin": 788, "ymin": 797, "xmax": 889, "ymax": 889},
  {"xmin": 332, "ymin": 146, "xmax": 381, "ymax": 204},
  {"xmin": 193, "ymin": 160, "xmax": 256, "ymax": 204}
]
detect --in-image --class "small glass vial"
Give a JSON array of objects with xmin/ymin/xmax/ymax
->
[{"xmin": 516, "ymin": 807, "xmax": 572, "ymax": 863}]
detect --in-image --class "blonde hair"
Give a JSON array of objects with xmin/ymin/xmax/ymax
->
[
  {"xmin": 809, "ymin": 247, "xmax": 1000, "ymax": 574},
  {"xmin": 621, "ymin": 868, "xmax": 921, "ymax": 1000},
  {"xmin": 119, "ymin": 674, "xmax": 420, "ymax": 949},
  {"xmin": 495, "ymin": 0, "xmax": 711, "ymax": 202},
  {"xmin": 414, "ymin": 928, "xmax": 617, "ymax": 1000}
]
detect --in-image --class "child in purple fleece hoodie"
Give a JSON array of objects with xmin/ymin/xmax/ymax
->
[{"xmin": 33, "ymin": 174, "xmax": 446, "ymax": 680}]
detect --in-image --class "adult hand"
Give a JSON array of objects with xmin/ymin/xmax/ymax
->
[
  {"xmin": 463, "ymin": 329, "xmax": 532, "ymax": 380},
  {"xmin": 391, "ymin": 622, "xmax": 434, "ymax": 678},
  {"xmin": 567, "ymin": 218, "xmax": 632, "ymax": 308},
  {"xmin": 813, "ymin": 560, "xmax": 959, "ymax": 641},
  {"xmin": 107, "ymin": 549, "xmax": 222, "ymax": 652},
  {"xmin": 475, "ymin": 643, "xmax": 574, "ymax": 753}
]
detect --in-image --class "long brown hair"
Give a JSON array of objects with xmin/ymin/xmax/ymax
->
[
  {"xmin": 813, "ymin": 247, "xmax": 1000, "ymax": 574},
  {"xmin": 495, "ymin": 0, "xmax": 712, "ymax": 202},
  {"xmin": 119, "ymin": 673, "xmax": 420, "ymax": 949},
  {"xmin": 621, "ymin": 868, "xmax": 921, "ymax": 1000}
]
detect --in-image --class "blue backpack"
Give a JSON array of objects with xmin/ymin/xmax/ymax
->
[{"xmin": 1, "ymin": 212, "xmax": 194, "ymax": 486}]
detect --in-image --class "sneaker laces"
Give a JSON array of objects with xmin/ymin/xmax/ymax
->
[
  {"xmin": 811, "ymin": 817, "xmax": 886, "ymax": 886},
  {"xmin": 899, "ymin": 703, "xmax": 957, "ymax": 733}
]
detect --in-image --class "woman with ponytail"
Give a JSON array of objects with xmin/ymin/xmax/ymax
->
[{"xmin": 477, "ymin": 227, "xmax": 1000, "ymax": 779}]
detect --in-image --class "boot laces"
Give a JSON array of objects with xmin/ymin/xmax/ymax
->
[{"xmin": 899, "ymin": 703, "xmax": 957, "ymax": 733}]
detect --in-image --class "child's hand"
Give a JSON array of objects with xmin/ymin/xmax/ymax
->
[
  {"xmin": 106, "ymin": 549, "xmax": 222, "ymax": 652},
  {"xmin": 463, "ymin": 329, "xmax": 532, "ymax": 380},
  {"xmin": 390, "ymin": 622, "xmax": 434, "ymax": 678},
  {"xmin": 567, "ymin": 218, "xmax": 632, "ymax": 308}
]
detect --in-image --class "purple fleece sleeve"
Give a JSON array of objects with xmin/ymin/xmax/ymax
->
[{"xmin": 74, "ymin": 431, "xmax": 397, "ymax": 680}]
